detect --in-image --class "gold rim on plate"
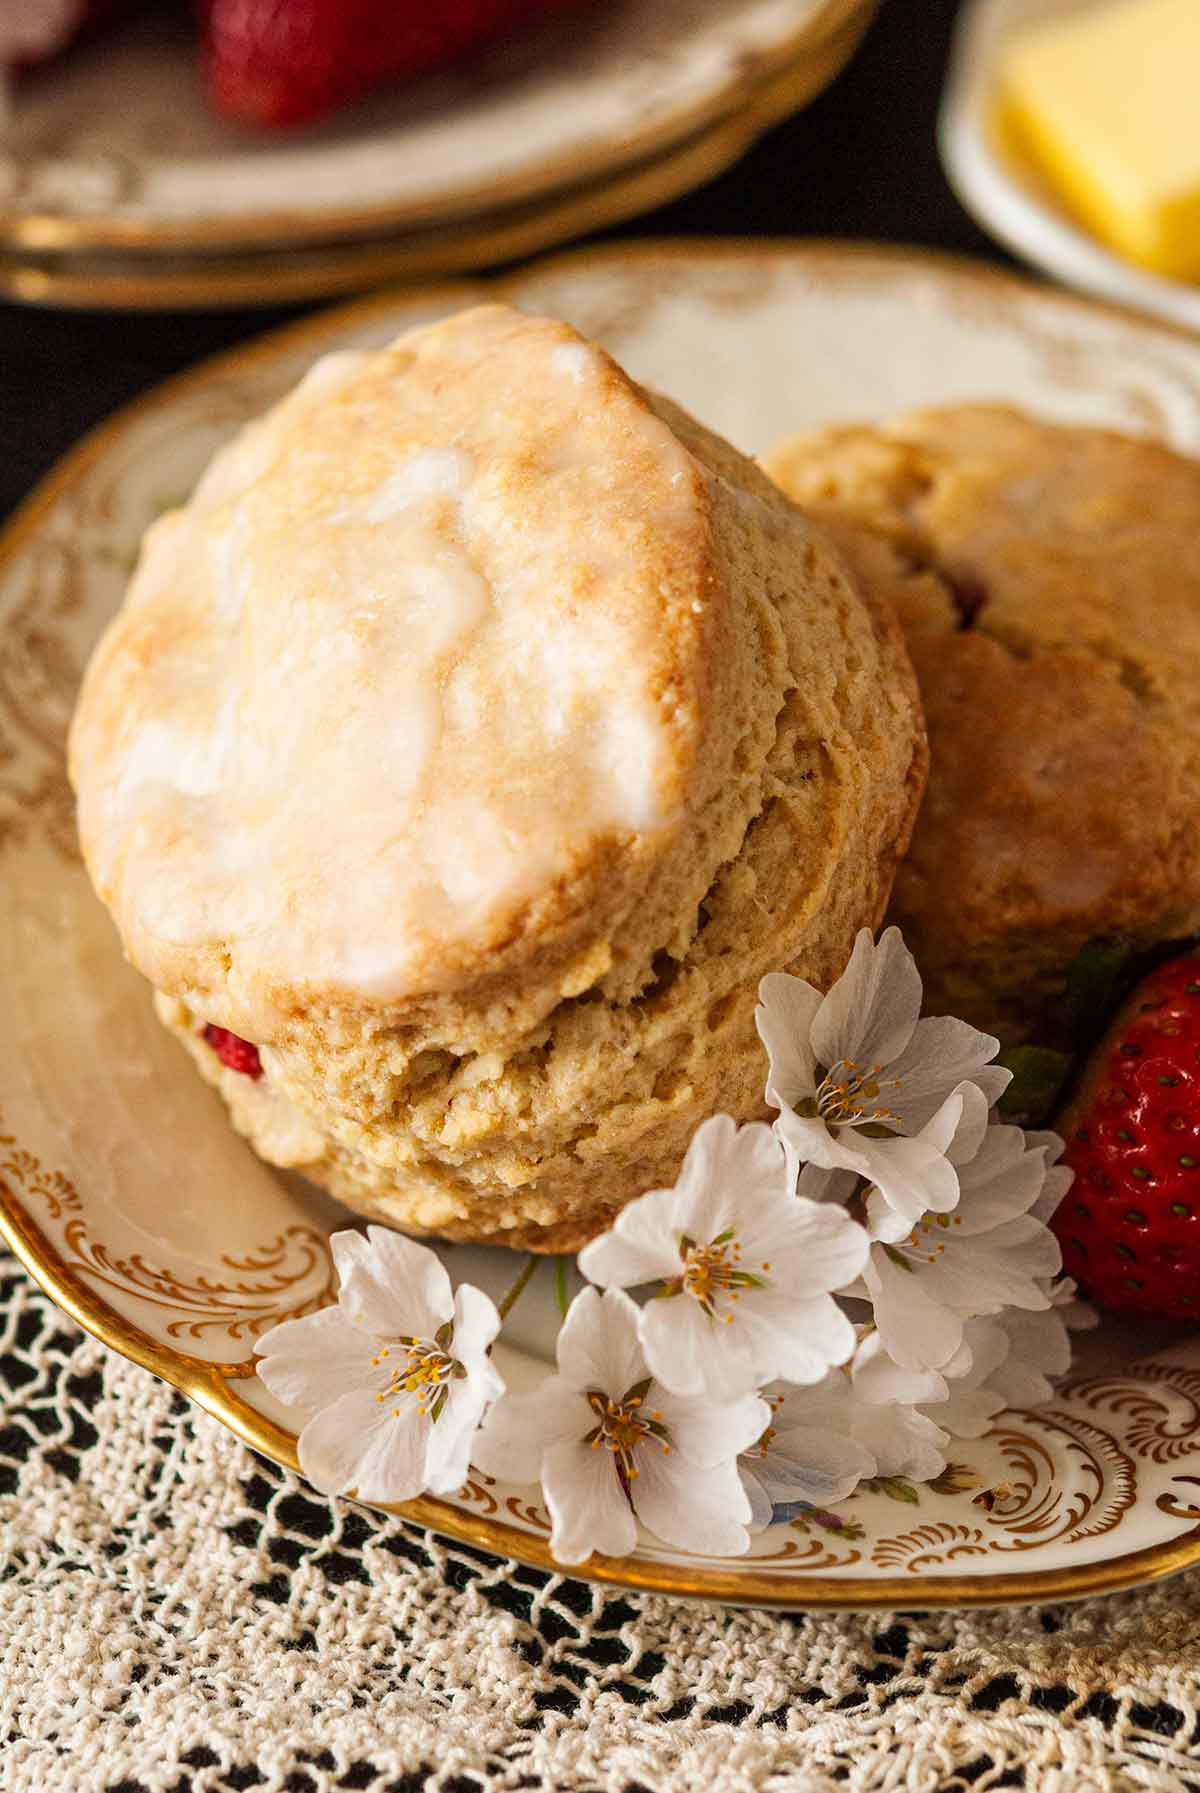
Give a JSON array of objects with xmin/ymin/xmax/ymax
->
[
  {"xmin": 0, "ymin": 20, "xmax": 870, "ymax": 312},
  {"xmin": 6, "ymin": 237, "xmax": 1200, "ymax": 1607},
  {"xmin": 1, "ymin": 0, "xmax": 872, "ymax": 255}
]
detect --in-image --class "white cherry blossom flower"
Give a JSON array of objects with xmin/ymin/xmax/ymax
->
[
  {"xmin": 578, "ymin": 1116, "xmax": 868, "ymax": 1401},
  {"xmin": 920, "ymin": 1275, "xmax": 1096, "ymax": 1435},
  {"xmin": 739, "ymin": 1332, "xmax": 949, "ymax": 1527},
  {"xmin": 738, "ymin": 1391, "xmax": 875, "ymax": 1528},
  {"xmin": 757, "ymin": 928, "xmax": 1010, "ymax": 1227},
  {"xmin": 917, "ymin": 1320, "xmax": 1012, "ymax": 1439},
  {"xmin": 980, "ymin": 1279, "xmax": 1097, "ymax": 1409},
  {"xmin": 864, "ymin": 1082, "xmax": 992, "ymax": 1245},
  {"xmin": 842, "ymin": 1330, "xmax": 952, "ymax": 1479},
  {"xmin": 474, "ymin": 1287, "xmax": 767, "ymax": 1564},
  {"xmin": 257, "ymin": 1227, "xmax": 503, "ymax": 1504},
  {"xmin": 1025, "ymin": 1129, "xmax": 1076, "ymax": 1224},
  {"xmin": 862, "ymin": 1111, "xmax": 1062, "ymax": 1372}
]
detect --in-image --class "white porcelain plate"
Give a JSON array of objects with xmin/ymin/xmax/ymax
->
[
  {"xmin": 0, "ymin": 0, "xmax": 861, "ymax": 251},
  {"xmin": 4, "ymin": 240, "xmax": 1200, "ymax": 1608},
  {"xmin": 940, "ymin": 0, "xmax": 1200, "ymax": 336}
]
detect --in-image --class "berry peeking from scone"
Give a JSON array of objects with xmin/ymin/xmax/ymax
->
[{"xmin": 201, "ymin": 1024, "xmax": 264, "ymax": 1080}]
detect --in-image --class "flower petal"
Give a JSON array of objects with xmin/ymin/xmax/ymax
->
[
  {"xmin": 450, "ymin": 1282, "xmax": 503, "ymax": 1396},
  {"xmin": 1006, "ymin": 1305, "xmax": 1073, "ymax": 1378},
  {"xmin": 864, "ymin": 1188, "xmax": 913, "ymax": 1245},
  {"xmin": 1025, "ymin": 1129, "xmax": 1067, "ymax": 1166},
  {"xmin": 733, "ymin": 1289, "xmax": 856, "ymax": 1387},
  {"xmin": 754, "ymin": 1426, "xmax": 875, "ymax": 1507},
  {"xmin": 633, "ymin": 1449, "xmax": 752, "ymax": 1557},
  {"xmin": 973, "ymin": 1064, "xmax": 1016, "ymax": 1110},
  {"xmin": 256, "ymin": 1304, "xmax": 370, "ymax": 1411},
  {"xmin": 332, "ymin": 1226, "xmax": 453, "ymax": 1339},
  {"xmin": 472, "ymin": 1381, "xmax": 591, "ymax": 1482},
  {"xmin": 953, "ymin": 1127, "xmax": 1047, "ymax": 1233},
  {"xmin": 757, "ymin": 972, "xmax": 822, "ymax": 1108},
  {"xmin": 925, "ymin": 1081, "xmax": 991, "ymax": 1165},
  {"xmin": 769, "ymin": 1369, "xmax": 850, "ymax": 1437},
  {"xmin": 1031, "ymin": 1162, "xmax": 1074, "ymax": 1226},
  {"xmin": 884, "ymin": 1016, "xmax": 1006, "ymax": 1130},
  {"xmin": 929, "ymin": 1384, "xmax": 1008, "ymax": 1438},
  {"xmin": 852, "ymin": 1403, "xmax": 948, "ymax": 1481},
  {"xmin": 763, "ymin": 1198, "xmax": 871, "ymax": 1297},
  {"xmin": 675, "ymin": 1117, "xmax": 788, "ymax": 1249},
  {"xmin": 297, "ymin": 1389, "xmax": 428, "ymax": 1503},
  {"xmin": 955, "ymin": 1221, "xmax": 1061, "ymax": 1307},
  {"xmin": 864, "ymin": 1248, "xmax": 966, "ymax": 1370},
  {"xmin": 638, "ymin": 1288, "xmax": 756, "ymax": 1402},
  {"xmin": 739, "ymin": 1463, "xmax": 776, "ymax": 1532},
  {"xmin": 851, "ymin": 1329, "xmax": 948, "ymax": 1406},
  {"xmin": 542, "ymin": 1439, "xmax": 637, "ymax": 1565},
  {"xmin": 352, "ymin": 1411, "xmax": 434, "ymax": 1506},
  {"xmin": 424, "ymin": 1376, "xmax": 490, "ymax": 1496},
  {"xmin": 578, "ymin": 1182, "xmax": 688, "ymax": 1290},
  {"xmin": 773, "ymin": 1108, "xmax": 881, "ymax": 1179},
  {"xmin": 556, "ymin": 1286, "xmax": 648, "ymax": 1398},
  {"xmin": 659, "ymin": 1389, "xmax": 770, "ymax": 1467},
  {"xmin": 810, "ymin": 926, "xmax": 922, "ymax": 1073},
  {"xmin": 795, "ymin": 1162, "xmax": 861, "ymax": 1205},
  {"xmin": 853, "ymin": 1130, "xmax": 960, "ymax": 1226}
]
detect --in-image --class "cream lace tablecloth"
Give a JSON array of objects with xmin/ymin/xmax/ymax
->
[{"xmin": 3, "ymin": 1249, "xmax": 1199, "ymax": 1793}]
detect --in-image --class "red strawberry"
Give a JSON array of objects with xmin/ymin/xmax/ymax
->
[
  {"xmin": 201, "ymin": 1023, "xmax": 264, "ymax": 1080},
  {"xmin": 1056, "ymin": 950, "xmax": 1200, "ymax": 1320},
  {"xmin": 199, "ymin": 0, "xmax": 593, "ymax": 130}
]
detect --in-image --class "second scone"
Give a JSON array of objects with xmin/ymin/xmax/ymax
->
[
  {"xmin": 763, "ymin": 404, "xmax": 1200, "ymax": 1042},
  {"xmin": 70, "ymin": 304, "xmax": 926, "ymax": 1249}
]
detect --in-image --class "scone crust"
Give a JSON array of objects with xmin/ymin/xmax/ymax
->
[
  {"xmin": 764, "ymin": 404, "xmax": 1200, "ymax": 1040},
  {"xmin": 75, "ymin": 307, "xmax": 927, "ymax": 1249},
  {"xmin": 71, "ymin": 305, "xmax": 732, "ymax": 1045}
]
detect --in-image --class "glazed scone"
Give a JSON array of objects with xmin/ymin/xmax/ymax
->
[
  {"xmin": 71, "ymin": 304, "xmax": 926, "ymax": 1250},
  {"xmin": 763, "ymin": 404, "xmax": 1200, "ymax": 1042}
]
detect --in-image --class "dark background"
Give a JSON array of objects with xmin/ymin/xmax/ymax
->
[{"xmin": 1, "ymin": 0, "xmax": 1000, "ymax": 522}]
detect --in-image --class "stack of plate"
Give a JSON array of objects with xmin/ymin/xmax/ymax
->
[{"xmin": 0, "ymin": 0, "xmax": 875, "ymax": 310}]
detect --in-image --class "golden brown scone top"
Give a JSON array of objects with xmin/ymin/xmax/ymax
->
[
  {"xmin": 70, "ymin": 305, "xmax": 726, "ymax": 1040},
  {"xmin": 763, "ymin": 404, "xmax": 1200, "ymax": 1038}
]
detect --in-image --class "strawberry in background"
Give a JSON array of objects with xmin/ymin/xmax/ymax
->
[
  {"xmin": 199, "ymin": 0, "xmax": 595, "ymax": 129},
  {"xmin": 1, "ymin": 0, "xmax": 124, "ymax": 88}
]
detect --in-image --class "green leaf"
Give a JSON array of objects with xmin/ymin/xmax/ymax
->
[
  {"xmin": 868, "ymin": 1475, "xmax": 920, "ymax": 1505},
  {"xmin": 928, "ymin": 1462, "xmax": 981, "ymax": 1497},
  {"xmin": 996, "ymin": 1044, "xmax": 1072, "ymax": 1125},
  {"xmin": 1061, "ymin": 936, "xmax": 1138, "ymax": 1046}
]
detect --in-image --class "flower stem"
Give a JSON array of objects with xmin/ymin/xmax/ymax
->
[
  {"xmin": 554, "ymin": 1255, "xmax": 570, "ymax": 1319},
  {"xmin": 496, "ymin": 1252, "xmax": 540, "ymax": 1321}
]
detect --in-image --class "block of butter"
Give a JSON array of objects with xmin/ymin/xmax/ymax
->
[{"xmin": 998, "ymin": 0, "xmax": 1200, "ymax": 282}]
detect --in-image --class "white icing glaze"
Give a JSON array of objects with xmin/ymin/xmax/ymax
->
[
  {"xmin": 551, "ymin": 340, "xmax": 602, "ymax": 385},
  {"xmin": 75, "ymin": 310, "xmax": 707, "ymax": 1030}
]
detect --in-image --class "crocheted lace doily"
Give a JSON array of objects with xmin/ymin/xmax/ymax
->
[{"xmin": 2, "ymin": 1248, "xmax": 1198, "ymax": 1793}]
